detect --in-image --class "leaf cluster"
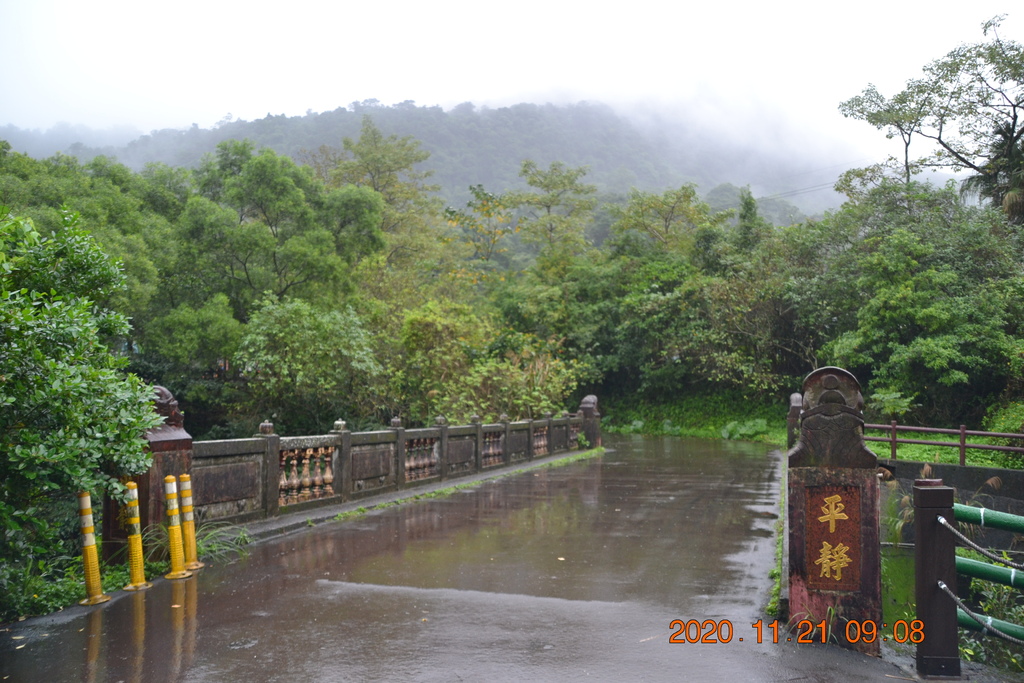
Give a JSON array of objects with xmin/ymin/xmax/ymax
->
[{"xmin": 0, "ymin": 207, "xmax": 161, "ymax": 571}]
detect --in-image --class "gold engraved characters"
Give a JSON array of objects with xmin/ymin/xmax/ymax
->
[
  {"xmin": 815, "ymin": 540, "xmax": 853, "ymax": 580},
  {"xmin": 815, "ymin": 493, "xmax": 852, "ymax": 583},
  {"xmin": 817, "ymin": 494, "xmax": 849, "ymax": 533}
]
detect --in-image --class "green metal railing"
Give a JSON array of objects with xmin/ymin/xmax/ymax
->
[
  {"xmin": 947, "ymin": 504, "xmax": 1024, "ymax": 643},
  {"xmin": 913, "ymin": 481, "xmax": 1024, "ymax": 677}
]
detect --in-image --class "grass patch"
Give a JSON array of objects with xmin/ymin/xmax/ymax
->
[
  {"xmin": 1, "ymin": 554, "xmax": 173, "ymax": 624},
  {"xmin": 880, "ymin": 545, "xmax": 916, "ymax": 643},
  {"xmin": 766, "ymin": 468, "xmax": 786, "ymax": 618},
  {"xmin": 602, "ymin": 391, "xmax": 786, "ymax": 445},
  {"xmin": 0, "ymin": 520, "xmax": 251, "ymax": 624}
]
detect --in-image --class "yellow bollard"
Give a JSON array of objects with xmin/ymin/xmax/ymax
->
[
  {"xmin": 122, "ymin": 481, "xmax": 152, "ymax": 591},
  {"xmin": 78, "ymin": 491, "xmax": 111, "ymax": 605},
  {"xmin": 179, "ymin": 474, "xmax": 205, "ymax": 570},
  {"xmin": 164, "ymin": 476, "xmax": 193, "ymax": 580}
]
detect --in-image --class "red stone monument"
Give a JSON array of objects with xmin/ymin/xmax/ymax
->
[
  {"xmin": 102, "ymin": 386, "xmax": 192, "ymax": 560},
  {"xmin": 787, "ymin": 367, "xmax": 881, "ymax": 655}
]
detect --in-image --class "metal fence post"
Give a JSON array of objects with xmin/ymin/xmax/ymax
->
[
  {"xmin": 959, "ymin": 425, "xmax": 967, "ymax": 466},
  {"xmin": 914, "ymin": 478, "xmax": 960, "ymax": 678}
]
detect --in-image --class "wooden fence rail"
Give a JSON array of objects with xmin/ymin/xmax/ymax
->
[{"xmin": 863, "ymin": 422, "xmax": 1024, "ymax": 465}]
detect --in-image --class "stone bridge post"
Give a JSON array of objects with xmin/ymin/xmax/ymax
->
[
  {"xmin": 255, "ymin": 420, "xmax": 281, "ymax": 518},
  {"xmin": 391, "ymin": 417, "xmax": 406, "ymax": 486},
  {"xmin": 578, "ymin": 395, "xmax": 601, "ymax": 448},
  {"xmin": 331, "ymin": 419, "xmax": 351, "ymax": 501},
  {"xmin": 435, "ymin": 416, "xmax": 449, "ymax": 480},
  {"xmin": 787, "ymin": 367, "xmax": 881, "ymax": 655},
  {"xmin": 786, "ymin": 392, "xmax": 802, "ymax": 449},
  {"xmin": 103, "ymin": 386, "xmax": 192, "ymax": 561}
]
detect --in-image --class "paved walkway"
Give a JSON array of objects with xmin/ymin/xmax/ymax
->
[{"xmin": 2, "ymin": 437, "xmax": 1022, "ymax": 681}]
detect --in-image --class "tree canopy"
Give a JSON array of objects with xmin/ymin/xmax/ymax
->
[
  {"xmin": 0, "ymin": 206, "xmax": 160, "ymax": 567},
  {"xmin": 841, "ymin": 16, "xmax": 1024, "ymax": 221}
]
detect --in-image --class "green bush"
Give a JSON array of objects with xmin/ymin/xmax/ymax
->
[
  {"xmin": 721, "ymin": 418, "xmax": 769, "ymax": 440},
  {"xmin": 1, "ymin": 207, "xmax": 161, "ymax": 602}
]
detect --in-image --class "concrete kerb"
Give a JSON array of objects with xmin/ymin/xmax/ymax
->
[{"xmin": 242, "ymin": 447, "xmax": 606, "ymax": 542}]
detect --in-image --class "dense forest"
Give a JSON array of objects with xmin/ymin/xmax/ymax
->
[{"xmin": 2, "ymin": 100, "xmax": 826, "ymax": 220}]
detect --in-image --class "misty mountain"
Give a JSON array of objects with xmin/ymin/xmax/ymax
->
[{"xmin": 2, "ymin": 100, "xmax": 843, "ymax": 218}]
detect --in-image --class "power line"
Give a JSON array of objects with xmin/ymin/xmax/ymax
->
[{"xmin": 761, "ymin": 181, "xmax": 838, "ymax": 200}]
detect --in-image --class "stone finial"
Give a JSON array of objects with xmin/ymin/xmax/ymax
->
[
  {"xmin": 470, "ymin": 414, "xmax": 481, "ymax": 424},
  {"xmin": 258, "ymin": 420, "xmax": 275, "ymax": 435},
  {"xmin": 543, "ymin": 411, "xmax": 553, "ymax": 419},
  {"xmin": 499, "ymin": 413, "xmax": 509, "ymax": 423},
  {"xmin": 331, "ymin": 419, "xmax": 347, "ymax": 433},
  {"xmin": 153, "ymin": 386, "xmax": 184, "ymax": 428},
  {"xmin": 578, "ymin": 394, "xmax": 600, "ymax": 419},
  {"xmin": 434, "ymin": 416, "xmax": 447, "ymax": 426},
  {"xmin": 788, "ymin": 367, "xmax": 876, "ymax": 468},
  {"xmin": 390, "ymin": 417, "xmax": 403, "ymax": 429}
]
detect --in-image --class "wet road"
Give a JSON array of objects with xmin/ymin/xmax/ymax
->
[{"xmin": 1, "ymin": 435, "xmax": 924, "ymax": 681}]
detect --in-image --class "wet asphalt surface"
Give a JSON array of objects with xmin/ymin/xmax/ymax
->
[{"xmin": 2, "ymin": 434, "xmax": 1021, "ymax": 682}]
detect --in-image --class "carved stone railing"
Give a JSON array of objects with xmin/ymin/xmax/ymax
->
[
  {"xmin": 278, "ymin": 437, "xmax": 337, "ymax": 507},
  {"xmin": 151, "ymin": 395, "xmax": 603, "ymax": 526}
]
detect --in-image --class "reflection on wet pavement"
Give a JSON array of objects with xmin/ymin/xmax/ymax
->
[{"xmin": 1, "ymin": 435, "xmax": 917, "ymax": 681}]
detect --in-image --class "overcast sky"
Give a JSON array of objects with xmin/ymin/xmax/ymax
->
[{"xmin": 1, "ymin": 1, "xmax": 1020, "ymax": 168}]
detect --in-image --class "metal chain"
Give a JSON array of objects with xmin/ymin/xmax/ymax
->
[
  {"xmin": 936, "ymin": 515, "xmax": 1024, "ymax": 570},
  {"xmin": 936, "ymin": 581, "xmax": 1024, "ymax": 646}
]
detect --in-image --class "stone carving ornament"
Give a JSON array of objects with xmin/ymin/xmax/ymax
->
[{"xmin": 788, "ymin": 367, "xmax": 877, "ymax": 469}]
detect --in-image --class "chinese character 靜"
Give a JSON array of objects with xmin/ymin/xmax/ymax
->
[{"xmin": 815, "ymin": 540, "xmax": 852, "ymax": 581}]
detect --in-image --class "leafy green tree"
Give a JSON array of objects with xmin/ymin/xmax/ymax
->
[
  {"xmin": 508, "ymin": 160, "xmax": 596, "ymax": 277},
  {"xmin": 843, "ymin": 16, "xmax": 1024, "ymax": 215},
  {"xmin": 0, "ymin": 207, "xmax": 161, "ymax": 570},
  {"xmin": 824, "ymin": 226, "xmax": 1013, "ymax": 421},
  {"xmin": 609, "ymin": 184, "xmax": 724, "ymax": 252},
  {"xmin": 434, "ymin": 336, "xmax": 584, "ymax": 423},
  {"xmin": 194, "ymin": 139, "xmax": 256, "ymax": 203},
  {"xmin": 396, "ymin": 300, "xmax": 494, "ymax": 421},
  {"xmin": 146, "ymin": 294, "xmax": 244, "ymax": 371},
  {"xmin": 960, "ymin": 122, "xmax": 1024, "ymax": 223},
  {"xmin": 139, "ymin": 162, "xmax": 193, "ymax": 221},
  {"xmin": 793, "ymin": 181, "xmax": 1022, "ymax": 422},
  {"xmin": 307, "ymin": 115, "xmax": 440, "ymax": 238},
  {"xmin": 734, "ymin": 187, "xmax": 770, "ymax": 252},
  {"xmin": 839, "ymin": 83, "xmax": 928, "ymax": 184},
  {"xmin": 234, "ymin": 296, "xmax": 382, "ymax": 434},
  {"xmin": 444, "ymin": 184, "xmax": 518, "ymax": 271},
  {"xmin": 302, "ymin": 117, "xmax": 471, "ymax": 320},
  {"xmin": 176, "ymin": 143, "xmax": 384, "ymax": 320}
]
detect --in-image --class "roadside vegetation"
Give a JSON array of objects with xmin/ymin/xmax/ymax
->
[{"xmin": 2, "ymin": 17, "xmax": 1024, "ymax": 627}]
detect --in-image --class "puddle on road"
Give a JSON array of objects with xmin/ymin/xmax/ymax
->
[{"xmin": 1, "ymin": 434, "xmax": 783, "ymax": 682}]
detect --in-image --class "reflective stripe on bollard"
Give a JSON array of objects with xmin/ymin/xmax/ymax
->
[
  {"xmin": 78, "ymin": 491, "xmax": 111, "ymax": 605},
  {"xmin": 164, "ymin": 476, "xmax": 193, "ymax": 580}
]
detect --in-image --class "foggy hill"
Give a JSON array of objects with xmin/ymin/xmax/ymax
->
[{"xmin": 2, "ymin": 100, "xmax": 846, "ymax": 217}]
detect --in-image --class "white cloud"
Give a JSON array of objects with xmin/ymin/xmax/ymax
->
[{"xmin": 1, "ymin": 0, "xmax": 1018, "ymax": 172}]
